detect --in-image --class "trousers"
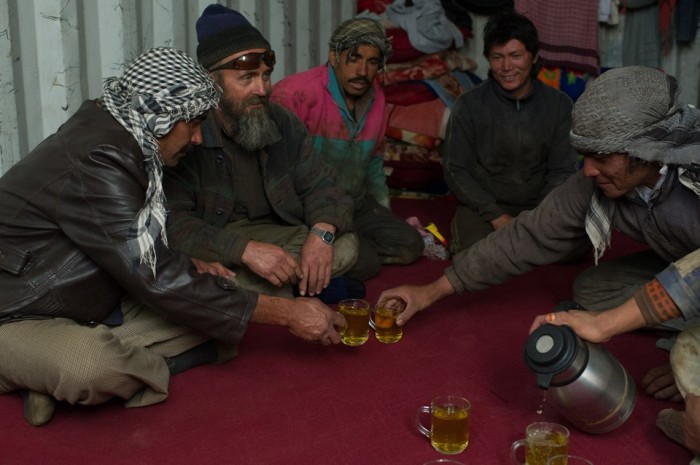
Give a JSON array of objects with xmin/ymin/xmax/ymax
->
[
  {"xmin": 346, "ymin": 196, "xmax": 424, "ymax": 281},
  {"xmin": 0, "ymin": 296, "xmax": 213, "ymax": 408},
  {"xmin": 572, "ymin": 249, "xmax": 669, "ymax": 311},
  {"xmin": 223, "ymin": 216, "xmax": 359, "ymax": 297},
  {"xmin": 671, "ymin": 324, "xmax": 700, "ymax": 397},
  {"xmin": 449, "ymin": 203, "xmax": 531, "ymax": 254}
]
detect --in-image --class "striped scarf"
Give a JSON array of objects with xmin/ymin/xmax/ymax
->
[{"xmin": 101, "ymin": 47, "xmax": 221, "ymax": 275}]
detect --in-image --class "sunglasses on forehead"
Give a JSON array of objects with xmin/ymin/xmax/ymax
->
[{"xmin": 209, "ymin": 50, "xmax": 276, "ymax": 72}]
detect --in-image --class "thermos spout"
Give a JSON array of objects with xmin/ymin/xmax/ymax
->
[{"xmin": 536, "ymin": 373, "xmax": 552, "ymax": 390}]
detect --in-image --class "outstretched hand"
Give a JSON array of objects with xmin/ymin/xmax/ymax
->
[
  {"xmin": 376, "ymin": 285, "xmax": 431, "ymax": 326},
  {"xmin": 529, "ymin": 297, "xmax": 648, "ymax": 344},
  {"xmin": 287, "ymin": 297, "xmax": 345, "ymax": 345},
  {"xmin": 529, "ymin": 309, "xmax": 611, "ymax": 343},
  {"xmin": 376, "ymin": 275, "xmax": 456, "ymax": 326}
]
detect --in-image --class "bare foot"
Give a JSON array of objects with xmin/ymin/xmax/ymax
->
[{"xmin": 642, "ymin": 364, "xmax": 683, "ymax": 402}]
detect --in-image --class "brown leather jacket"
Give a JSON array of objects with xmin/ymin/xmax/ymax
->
[{"xmin": 0, "ymin": 100, "xmax": 257, "ymax": 344}]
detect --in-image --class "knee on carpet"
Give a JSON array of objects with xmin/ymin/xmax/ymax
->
[
  {"xmin": 571, "ymin": 267, "xmax": 610, "ymax": 311},
  {"xmin": 383, "ymin": 232, "xmax": 425, "ymax": 265},
  {"xmin": 346, "ymin": 253, "xmax": 381, "ymax": 281},
  {"xmin": 50, "ymin": 329, "xmax": 158, "ymax": 404}
]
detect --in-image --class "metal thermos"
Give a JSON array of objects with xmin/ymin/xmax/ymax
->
[{"xmin": 524, "ymin": 324, "xmax": 637, "ymax": 434}]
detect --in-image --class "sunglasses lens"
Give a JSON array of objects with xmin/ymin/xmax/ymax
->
[
  {"xmin": 234, "ymin": 54, "xmax": 262, "ymax": 70},
  {"xmin": 228, "ymin": 51, "xmax": 276, "ymax": 71},
  {"xmin": 211, "ymin": 51, "xmax": 276, "ymax": 72}
]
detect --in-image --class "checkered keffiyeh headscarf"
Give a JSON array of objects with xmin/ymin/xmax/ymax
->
[
  {"xmin": 102, "ymin": 47, "xmax": 221, "ymax": 276},
  {"xmin": 329, "ymin": 18, "xmax": 392, "ymax": 69},
  {"xmin": 571, "ymin": 66, "xmax": 700, "ymax": 263}
]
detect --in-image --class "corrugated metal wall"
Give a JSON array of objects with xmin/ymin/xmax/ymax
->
[
  {"xmin": 0, "ymin": 0, "xmax": 357, "ymax": 175},
  {"xmin": 1, "ymin": 1, "xmax": 699, "ymax": 176}
]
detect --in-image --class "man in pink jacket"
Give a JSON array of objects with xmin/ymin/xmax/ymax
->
[{"xmin": 272, "ymin": 18, "xmax": 424, "ymax": 281}]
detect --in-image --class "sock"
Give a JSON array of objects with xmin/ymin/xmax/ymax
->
[
  {"xmin": 317, "ymin": 276, "xmax": 366, "ymax": 304},
  {"xmin": 293, "ymin": 277, "xmax": 366, "ymax": 304},
  {"xmin": 657, "ymin": 408, "xmax": 686, "ymax": 447},
  {"xmin": 22, "ymin": 391, "xmax": 55, "ymax": 427},
  {"xmin": 166, "ymin": 341, "xmax": 219, "ymax": 376}
]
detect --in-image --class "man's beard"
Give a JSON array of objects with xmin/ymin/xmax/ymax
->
[{"xmin": 219, "ymin": 95, "xmax": 282, "ymax": 152}]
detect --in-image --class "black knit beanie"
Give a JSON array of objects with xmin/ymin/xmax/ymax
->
[{"xmin": 196, "ymin": 4, "xmax": 272, "ymax": 70}]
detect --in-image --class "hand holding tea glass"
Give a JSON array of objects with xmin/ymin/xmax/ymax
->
[{"xmin": 370, "ymin": 300, "xmax": 405, "ymax": 343}]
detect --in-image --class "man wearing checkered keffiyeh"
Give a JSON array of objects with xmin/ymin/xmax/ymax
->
[
  {"xmin": 0, "ymin": 44, "xmax": 352, "ymax": 428},
  {"xmin": 101, "ymin": 47, "xmax": 222, "ymax": 275},
  {"xmin": 0, "ymin": 47, "xmax": 259, "ymax": 427}
]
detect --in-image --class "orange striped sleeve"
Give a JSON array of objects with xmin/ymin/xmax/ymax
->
[{"xmin": 634, "ymin": 279, "xmax": 682, "ymax": 326}]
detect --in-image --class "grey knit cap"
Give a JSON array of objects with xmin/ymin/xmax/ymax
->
[{"xmin": 570, "ymin": 66, "xmax": 700, "ymax": 166}]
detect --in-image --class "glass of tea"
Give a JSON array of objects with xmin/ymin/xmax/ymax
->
[{"xmin": 416, "ymin": 395, "xmax": 471, "ymax": 454}]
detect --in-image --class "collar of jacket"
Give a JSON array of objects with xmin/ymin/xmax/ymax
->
[
  {"xmin": 489, "ymin": 76, "xmax": 539, "ymax": 107},
  {"xmin": 325, "ymin": 62, "xmax": 376, "ymax": 126}
]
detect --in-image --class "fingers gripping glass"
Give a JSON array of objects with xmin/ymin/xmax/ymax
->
[{"xmin": 210, "ymin": 51, "xmax": 276, "ymax": 72}]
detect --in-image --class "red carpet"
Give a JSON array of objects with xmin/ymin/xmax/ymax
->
[{"xmin": 0, "ymin": 197, "xmax": 693, "ymax": 464}]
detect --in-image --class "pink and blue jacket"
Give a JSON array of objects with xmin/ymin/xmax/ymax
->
[{"xmin": 271, "ymin": 63, "xmax": 389, "ymax": 208}]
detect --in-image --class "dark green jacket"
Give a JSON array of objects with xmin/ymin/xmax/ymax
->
[{"xmin": 164, "ymin": 103, "xmax": 354, "ymax": 266}]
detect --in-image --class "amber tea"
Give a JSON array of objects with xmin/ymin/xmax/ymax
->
[
  {"xmin": 417, "ymin": 396, "xmax": 471, "ymax": 455},
  {"xmin": 431, "ymin": 404, "xmax": 470, "ymax": 454},
  {"xmin": 338, "ymin": 299, "xmax": 370, "ymax": 346},
  {"xmin": 372, "ymin": 305, "xmax": 403, "ymax": 343},
  {"xmin": 525, "ymin": 430, "xmax": 569, "ymax": 465},
  {"xmin": 511, "ymin": 422, "xmax": 570, "ymax": 465}
]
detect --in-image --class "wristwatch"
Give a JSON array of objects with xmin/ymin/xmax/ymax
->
[{"xmin": 310, "ymin": 227, "xmax": 335, "ymax": 245}]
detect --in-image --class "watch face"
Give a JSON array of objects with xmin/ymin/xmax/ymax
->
[{"xmin": 311, "ymin": 227, "xmax": 334, "ymax": 244}]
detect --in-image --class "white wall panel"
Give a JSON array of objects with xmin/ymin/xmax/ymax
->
[
  {"xmin": 0, "ymin": 0, "xmax": 357, "ymax": 175},
  {"xmin": 599, "ymin": 13, "xmax": 700, "ymax": 110},
  {"xmin": 0, "ymin": 0, "xmax": 19, "ymax": 172}
]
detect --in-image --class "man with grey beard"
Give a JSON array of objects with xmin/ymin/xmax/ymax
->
[
  {"xmin": 164, "ymin": 4, "xmax": 361, "ymax": 302},
  {"xmin": 214, "ymin": 74, "xmax": 281, "ymax": 153}
]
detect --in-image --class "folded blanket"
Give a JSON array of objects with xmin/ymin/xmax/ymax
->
[{"xmin": 515, "ymin": 0, "xmax": 600, "ymax": 75}]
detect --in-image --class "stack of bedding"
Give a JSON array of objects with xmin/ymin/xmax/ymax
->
[{"xmin": 358, "ymin": 0, "xmax": 480, "ymax": 194}]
